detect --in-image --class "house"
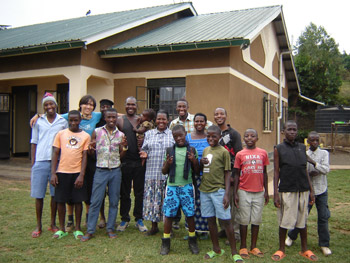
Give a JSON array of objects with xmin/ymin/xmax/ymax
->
[{"xmin": 0, "ymin": 2, "xmax": 297, "ymax": 158}]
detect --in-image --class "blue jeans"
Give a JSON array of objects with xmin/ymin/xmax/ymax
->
[
  {"xmin": 288, "ymin": 191, "xmax": 330, "ymax": 247},
  {"xmin": 87, "ymin": 167, "xmax": 122, "ymax": 234}
]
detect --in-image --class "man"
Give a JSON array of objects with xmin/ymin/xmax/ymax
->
[
  {"xmin": 117, "ymin": 96, "xmax": 147, "ymax": 232},
  {"xmin": 169, "ymin": 99, "xmax": 213, "ymax": 133},
  {"xmin": 30, "ymin": 93, "xmax": 68, "ymax": 238}
]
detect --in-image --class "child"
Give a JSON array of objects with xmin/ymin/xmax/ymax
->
[
  {"xmin": 134, "ymin": 108, "xmax": 156, "ymax": 150},
  {"xmin": 199, "ymin": 125, "xmax": 243, "ymax": 262},
  {"xmin": 272, "ymin": 120, "xmax": 317, "ymax": 261},
  {"xmin": 233, "ymin": 129, "xmax": 269, "ymax": 259},
  {"xmin": 81, "ymin": 108, "xmax": 128, "ymax": 241},
  {"xmin": 50, "ymin": 110, "xmax": 90, "ymax": 239},
  {"xmin": 160, "ymin": 125, "xmax": 200, "ymax": 255},
  {"xmin": 30, "ymin": 93, "xmax": 67, "ymax": 238},
  {"xmin": 286, "ymin": 131, "xmax": 331, "ymax": 256}
]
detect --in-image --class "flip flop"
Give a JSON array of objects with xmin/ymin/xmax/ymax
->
[
  {"xmin": 204, "ymin": 249, "xmax": 225, "ymax": 259},
  {"xmin": 107, "ymin": 232, "xmax": 117, "ymax": 239},
  {"xmin": 299, "ymin": 250, "xmax": 318, "ymax": 261},
  {"xmin": 81, "ymin": 234, "xmax": 93, "ymax": 242},
  {"xmin": 271, "ymin": 250, "xmax": 286, "ymax": 261},
  {"xmin": 232, "ymin": 254, "xmax": 244, "ymax": 262},
  {"xmin": 48, "ymin": 226, "xmax": 59, "ymax": 233},
  {"xmin": 249, "ymin": 248, "xmax": 264, "ymax": 257},
  {"xmin": 53, "ymin": 230, "xmax": 68, "ymax": 239},
  {"xmin": 239, "ymin": 248, "xmax": 250, "ymax": 259},
  {"xmin": 31, "ymin": 230, "xmax": 41, "ymax": 238},
  {"xmin": 73, "ymin": 230, "xmax": 84, "ymax": 240}
]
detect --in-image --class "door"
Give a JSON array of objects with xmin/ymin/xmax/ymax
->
[
  {"xmin": 0, "ymin": 94, "xmax": 11, "ymax": 159},
  {"xmin": 12, "ymin": 85, "xmax": 37, "ymax": 157}
]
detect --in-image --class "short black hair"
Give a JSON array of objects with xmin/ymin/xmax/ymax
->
[
  {"xmin": 105, "ymin": 108, "xmax": 118, "ymax": 114},
  {"xmin": 245, "ymin": 128, "xmax": 258, "ymax": 137},
  {"xmin": 308, "ymin": 131, "xmax": 319, "ymax": 138},
  {"xmin": 283, "ymin": 120, "xmax": 297, "ymax": 130},
  {"xmin": 176, "ymin": 98, "xmax": 188, "ymax": 106},
  {"xmin": 68, "ymin": 110, "xmax": 81, "ymax": 119},
  {"xmin": 143, "ymin": 108, "xmax": 156, "ymax": 122},
  {"xmin": 215, "ymin": 107, "xmax": 227, "ymax": 115},
  {"xmin": 194, "ymin": 112, "xmax": 207, "ymax": 123},
  {"xmin": 125, "ymin": 96, "xmax": 137, "ymax": 104},
  {"xmin": 172, "ymin": 124, "xmax": 186, "ymax": 134},
  {"xmin": 207, "ymin": 125, "xmax": 221, "ymax": 135},
  {"xmin": 157, "ymin": 109, "xmax": 169, "ymax": 120},
  {"xmin": 79, "ymin": 95, "xmax": 96, "ymax": 111}
]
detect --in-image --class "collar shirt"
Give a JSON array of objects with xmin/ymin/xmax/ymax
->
[
  {"xmin": 31, "ymin": 114, "xmax": 68, "ymax": 161},
  {"xmin": 169, "ymin": 112, "xmax": 213, "ymax": 133},
  {"xmin": 95, "ymin": 126, "xmax": 124, "ymax": 169},
  {"xmin": 307, "ymin": 148, "xmax": 330, "ymax": 195}
]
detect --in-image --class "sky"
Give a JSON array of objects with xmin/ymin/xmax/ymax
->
[{"xmin": 0, "ymin": 0, "xmax": 349, "ymax": 53}]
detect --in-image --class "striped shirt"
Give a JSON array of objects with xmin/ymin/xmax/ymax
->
[{"xmin": 169, "ymin": 112, "xmax": 213, "ymax": 133}]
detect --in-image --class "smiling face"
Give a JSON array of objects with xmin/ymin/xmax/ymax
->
[
  {"xmin": 214, "ymin": 108, "xmax": 226, "ymax": 126},
  {"xmin": 80, "ymin": 99, "xmax": 94, "ymax": 116},
  {"xmin": 172, "ymin": 129, "xmax": 186, "ymax": 147},
  {"xmin": 176, "ymin": 101, "xmax": 188, "ymax": 118},
  {"xmin": 68, "ymin": 114, "xmax": 81, "ymax": 132},
  {"xmin": 194, "ymin": 115, "xmax": 206, "ymax": 132},
  {"xmin": 244, "ymin": 129, "xmax": 258, "ymax": 149},
  {"xmin": 43, "ymin": 101, "xmax": 56, "ymax": 117},
  {"xmin": 105, "ymin": 111, "xmax": 117, "ymax": 129},
  {"xmin": 207, "ymin": 130, "xmax": 220, "ymax": 147},
  {"xmin": 156, "ymin": 112, "xmax": 168, "ymax": 131},
  {"xmin": 125, "ymin": 97, "xmax": 137, "ymax": 116}
]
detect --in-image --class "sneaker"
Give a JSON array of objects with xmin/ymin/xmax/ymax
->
[
  {"xmin": 172, "ymin": 221, "xmax": 180, "ymax": 230},
  {"xmin": 116, "ymin": 221, "xmax": 129, "ymax": 232},
  {"xmin": 135, "ymin": 219, "xmax": 148, "ymax": 232},
  {"xmin": 320, "ymin": 247, "xmax": 332, "ymax": 256},
  {"xmin": 285, "ymin": 236, "xmax": 293, "ymax": 247}
]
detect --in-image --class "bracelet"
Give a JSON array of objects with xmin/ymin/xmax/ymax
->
[{"xmin": 122, "ymin": 146, "xmax": 128, "ymax": 151}]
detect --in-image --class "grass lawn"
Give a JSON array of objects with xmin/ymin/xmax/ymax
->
[{"xmin": 0, "ymin": 170, "xmax": 349, "ymax": 263}]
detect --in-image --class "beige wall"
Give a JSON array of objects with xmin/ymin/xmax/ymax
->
[{"xmin": 87, "ymin": 76, "xmax": 114, "ymax": 112}]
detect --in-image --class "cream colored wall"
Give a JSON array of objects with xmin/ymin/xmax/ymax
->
[{"xmin": 87, "ymin": 76, "xmax": 114, "ymax": 112}]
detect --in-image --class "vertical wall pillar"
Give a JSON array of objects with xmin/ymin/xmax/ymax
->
[{"xmin": 64, "ymin": 67, "xmax": 90, "ymax": 110}]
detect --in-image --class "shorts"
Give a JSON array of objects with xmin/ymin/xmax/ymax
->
[
  {"xmin": 163, "ymin": 184, "xmax": 195, "ymax": 218},
  {"xmin": 31, "ymin": 161, "xmax": 55, "ymax": 199},
  {"xmin": 54, "ymin": 173, "xmax": 87, "ymax": 203},
  {"xmin": 200, "ymin": 188, "xmax": 231, "ymax": 220},
  {"xmin": 278, "ymin": 191, "xmax": 309, "ymax": 229},
  {"xmin": 237, "ymin": 189, "xmax": 264, "ymax": 225}
]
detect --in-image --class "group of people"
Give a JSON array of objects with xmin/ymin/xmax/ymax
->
[{"xmin": 30, "ymin": 93, "xmax": 331, "ymax": 262}]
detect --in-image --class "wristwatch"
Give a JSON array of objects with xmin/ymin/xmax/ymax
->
[{"xmin": 122, "ymin": 146, "xmax": 128, "ymax": 151}]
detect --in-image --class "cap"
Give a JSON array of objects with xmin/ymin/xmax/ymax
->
[{"xmin": 100, "ymin": 99, "xmax": 114, "ymax": 106}]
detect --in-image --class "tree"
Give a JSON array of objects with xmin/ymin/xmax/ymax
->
[{"xmin": 294, "ymin": 23, "xmax": 344, "ymax": 107}]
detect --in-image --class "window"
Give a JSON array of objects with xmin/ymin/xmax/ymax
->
[
  {"xmin": 136, "ymin": 78, "xmax": 186, "ymax": 120},
  {"xmin": 263, "ymin": 93, "xmax": 274, "ymax": 131},
  {"xmin": 282, "ymin": 101, "xmax": 288, "ymax": 125}
]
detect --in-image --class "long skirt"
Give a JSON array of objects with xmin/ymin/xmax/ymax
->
[{"xmin": 143, "ymin": 179, "xmax": 166, "ymax": 223}]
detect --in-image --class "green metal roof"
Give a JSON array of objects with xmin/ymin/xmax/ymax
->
[
  {"xmin": 0, "ymin": 3, "xmax": 195, "ymax": 57},
  {"xmin": 102, "ymin": 5, "xmax": 282, "ymax": 57}
]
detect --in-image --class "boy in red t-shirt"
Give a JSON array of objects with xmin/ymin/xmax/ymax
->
[
  {"xmin": 50, "ymin": 110, "xmax": 90, "ymax": 239},
  {"xmin": 234, "ymin": 128, "xmax": 269, "ymax": 259}
]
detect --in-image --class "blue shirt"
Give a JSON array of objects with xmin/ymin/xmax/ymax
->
[
  {"xmin": 31, "ymin": 114, "xmax": 68, "ymax": 161},
  {"xmin": 62, "ymin": 112, "xmax": 101, "ymax": 136}
]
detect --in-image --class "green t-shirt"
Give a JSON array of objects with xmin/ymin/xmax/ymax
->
[
  {"xmin": 165, "ymin": 146, "xmax": 198, "ymax": 187},
  {"xmin": 199, "ymin": 145, "xmax": 231, "ymax": 193}
]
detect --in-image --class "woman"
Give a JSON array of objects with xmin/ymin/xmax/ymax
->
[
  {"xmin": 140, "ymin": 110, "xmax": 175, "ymax": 235},
  {"xmin": 185, "ymin": 113, "xmax": 210, "ymax": 239}
]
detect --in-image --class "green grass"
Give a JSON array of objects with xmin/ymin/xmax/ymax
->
[{"xmin": 0, "ymin": 170, "xmax": 349, "ymax": 262}]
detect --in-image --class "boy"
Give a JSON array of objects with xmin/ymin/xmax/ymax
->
[
  {"xmin": 286, "ymin": 131, "xmax": 331, "ymax": 256},
  {"xmin": 30, "ymin": 93, "xmax": 67, "ymax": 238},
  {"xmin": 199, "ymin": 125, "xmax": 243, "ymax": 262},
  {"xmin": 233, "ymin": 129, "xmax": 269, "ymax": 259},
  {"xmin": 81, "ymin": 108, "xmax": 127, "ymax": 241},
  {"xmin": 160, "ymin": 125, "xmax": 200, "ymax": 255},
  {"xmin": 272, "ymin": 120, "xmax": 317, "ymax": 261},
  {"xmin": 51, "ymin": 110, "xmax": 90, "ymax": 239}
]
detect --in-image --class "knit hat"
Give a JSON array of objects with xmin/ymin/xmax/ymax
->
[{"xmin": 42, "ymin": 92, "xmax": 57, "ymax": 106}]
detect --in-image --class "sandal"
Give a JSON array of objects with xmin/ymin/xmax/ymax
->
[
  {"xmin": 204, "ymin": 249, "xmax": 225, "ymax": 259},
  {"xmin": 271, "ymin": 250, "xmax": 286, "ymax": 261},
  {"xmin": 48, "ymin": 226, "xmax": 59, "ymax": 233},
  {"xmin": 249, "ymin": 247, "xmax": 264, "ymax": 257},
  {"xmin": 107, "ymin": 232, "xmax": 117, "ymax": 239},
  {"xmin": 299, "ymin": 250, "xmax": 318, "ymax": 261},
  {"xmin": 81, "ymin": 234, "xmax": 93, "ymax": 242},
  {"xmin": 239, "ymin": 248, "xmax": 250, "ymax": 259},
  {"xmin": 53, "ymin": 230, "xmax": 68, "ymax": 239},
  {"xmin": 73, "ymin": 230, "xmax": 84, "ymax": 240},
  {"xmin": 31, "ymin": 230, "xmax": 41, "ymax": 238},
  {"xmin": 232, "ymin": 254, "xmax": 244, "ymax": 262}
]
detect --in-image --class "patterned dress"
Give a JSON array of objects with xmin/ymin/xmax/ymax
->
[
  {"xmin": 141, "ymin": 128, "xmax": 175, "ymax": 222},
  {"xmin": 186, "ymin": 133, "xmax": 209, "ymax": 232}
]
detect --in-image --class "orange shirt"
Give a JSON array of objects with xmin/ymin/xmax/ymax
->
[{"xmin": 53, "ymin": 129, "xmax": 90, "ymax": 173}]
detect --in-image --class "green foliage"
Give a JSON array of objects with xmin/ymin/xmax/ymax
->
[
  {"xmin": 294, "ymin": 23, "xmax": 344, "ymax": 107},
  {"xmin": 296, "ymin": 128, "xmax": 311, "ymax": 143}
]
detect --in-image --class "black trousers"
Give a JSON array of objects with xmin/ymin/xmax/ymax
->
[{"xmin": 119, "ymin": 162, "xmax": 145, "ymax": 222}]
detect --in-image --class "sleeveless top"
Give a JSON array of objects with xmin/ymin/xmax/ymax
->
[{"xmin": 122, "ymin": 115, "xmax": 141, "ymax": 164}]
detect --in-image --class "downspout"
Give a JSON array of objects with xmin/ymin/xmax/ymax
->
[{"xmin": 277, "ymin": 51, "xmax": 292, "ymax": 144}]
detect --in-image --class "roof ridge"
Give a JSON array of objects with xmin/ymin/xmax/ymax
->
[{"xmin": 199, "ymin": 5, "xmax": 281, "ymax": 16}]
